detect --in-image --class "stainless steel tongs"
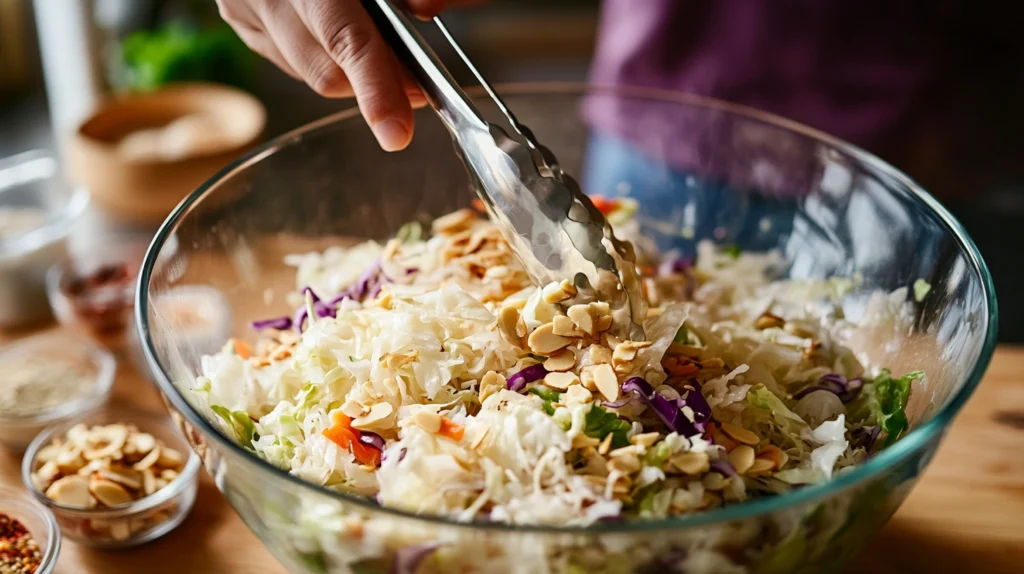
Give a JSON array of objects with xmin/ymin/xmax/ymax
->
[{"xmin": 362, "ymin": 0, "xmax": 646, "ymax": 339}]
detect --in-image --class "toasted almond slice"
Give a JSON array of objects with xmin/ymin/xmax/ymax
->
[
  {"xmin": 497, "ymin": 305, "xmax": 523, "ymax": 346},
  {"xmin": 702, "ymin": 471, "xmax": 728, "ymax": 491},
  {"xmin": 55, "ymin": 445, "xmax": 85, "ymax": 474},
  {"xmin": 527, "ymin": 323, "xmax": 573, "ymax": 356},
  {"xmin": 352, "ymin": 402, "xmax": 395, "ymax": 431},
  {"xmin": 131, "ymin": 446, "xmax": 161, "ymax": 472},
  {"xmin": 587, "ymin": 345, "xmax": 613, "ymax": 365},
  {"xmin": 580, "ymin": 365, "xmax": 599, "ymax": 391},
  {"xmin": 142, "ymin": 469, "xmax": 157, "ymax": 495},
  {"xmin": 541, "ymin": 282, "xmax": 573, "ymax": 304},
  {"xmin": 160, "ymin": 469, "xmax": 179, "ymax": 481},
  {"xmin": 592, "ymin": 364, "xmax": 620, "ymax": 402},
  {"xmin": 757, "ymin": 444, "xmax": 789, "ymax": 469},
  {"xmin": 720, "ymin": 422, "xmax": 760, "ymax": 446},
  {"xmin": 479, "ymin": 371, "xmax": 506, "ymax": 403},
  {"xmin": 98, "ymin": 467, "xmax": 143, "ymax": 491},
  {"xmin": 109, "ymin": 520, "xmax": 133, "ymax": 541},
  {"xmin": 754, "ymin": 312, "xmax": 785, "ymax": 330},
  {"xmin": 551, "ymin": 315, "xmax": 581, "ymax": 337},
  {"xmin": 728, "ymin": 445, "xmax": 756, "ymax": 474},
  {"xmin": 597, "ymin": 432, "xmax": 614, "ymax": 455},
  {"xmin": 90, "ymin": 477, "xmax": 133, "ymax": 507},
  {"xmin": 35, "ymin": 443, "xmax": 61, "ymax": 465},
  {"xmin": 156, "ymin": 447, "xmax": 185, "ymax": 470},
  {"xmin": 670, "ymin": 451, "xmax": 710, "ymax": 475},
  {"xmin": 596, "ymin": 315, "xmax": 614, "ymax": 333},
  {"xmin": 543, "ymin": 371, "xmax": 579, "ymax": 390},
  {"xmin": 607, "ymin": 453, "xmax": 641, "ymax": 474},
  {"xmin": 66, "ymin": 424, "xmax": 91, "ymax": 447},
  {"xmin": 747, "ymin": 459, "xmax": 775, "ymax": 475},
  {"xmin": 629, "ymin": 432, "xmax": 661, "ymax": 448},
  {"xmin": 564, "ymin": 384, "xmax": 594, "ymax": 406},
  {"xmin": 45, "ymin": 475, "xmax": 92, "ymax": 508},
  {"xmin": 36, "ymin": 460, "xmax": 61, "ymax": 482},
  {"xmin": 83, "ymin": 425, "xmax": 129, "ymax": 461},
  {"xmin": 612, "ymin": 344, "xmax": 638, "ymax": 364},
  {"xmin": 567, "ymin": 304, "xmax": 595, "ymax": 335},
  {"xmin": 544, "ymin": 349, "xmax": 576, "ymax": 372},
  {"xmin": 412, "ymin": 410, "xmax": 442, "ymax": 433},
  {"xmin": 572, "ymin": 434, "xmax": 601, "ymax": 449},
  {"xmin": 470, "ymin": 426, "xmax": 491, "ymax": 451},
  {"xmin": 432, "ymin": 208, "xmax": 475, "ymax": 234}
]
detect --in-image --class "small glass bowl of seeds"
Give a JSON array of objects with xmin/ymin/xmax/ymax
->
[
  {"xmin": 0, "ymin": 486, "xmax": 61, "ymax": 574},
  {"xmin": 0, "ymin": 332, "xmax": 116, "ymax": 451},
  {"xmin": 20, "ymin": 408, "xmax": 200, "ymax": 549}
]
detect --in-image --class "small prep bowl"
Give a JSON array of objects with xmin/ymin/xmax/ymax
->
[
  {"xmin": 0, "ymin": 332, "xmax": 115, "ymax": 451},
  {"xmin": 20, "ymin": 408, "xmax": 201, "ymax": 549},
  {"xmin": 0, "ymin": 150, "xmax": 89, "ymax": 329},
  {"xmin": 0, "ymin": 486, "xmax": 61, "ymax": 574}
]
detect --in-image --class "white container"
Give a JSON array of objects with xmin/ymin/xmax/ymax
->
[{"xmin": 0, "ymin": 150, "xmax": 89, "ymax": 328}]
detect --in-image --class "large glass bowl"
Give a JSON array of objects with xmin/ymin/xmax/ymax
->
[{"xmin": 137, "ymin": 84, "xmax": 997, "ymax": 574}]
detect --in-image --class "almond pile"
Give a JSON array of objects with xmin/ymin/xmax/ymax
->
[{"xmin": 31, "ymin": 423, "xmax": 185, "ymax": 509}]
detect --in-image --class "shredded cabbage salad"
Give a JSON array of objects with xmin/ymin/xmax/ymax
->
[{"xmin": 195, "ymin": 199, "xmax": 925, "ymax": 526}]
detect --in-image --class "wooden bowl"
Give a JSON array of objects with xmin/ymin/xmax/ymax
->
[{"xmin": 67, "ymin": 83, "xmax": 266, "ymax": 224}]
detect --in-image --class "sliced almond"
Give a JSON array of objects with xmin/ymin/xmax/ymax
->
[
  {"xmin": 596, "ymin": 315, "xmax": 614, "ymax": 333},
  {"xmin": 83, "ymin": 425, "xmax": 129, "ymax": 461},
  {"xmin": 580, "ymin": 366, "xmax": 599, "ymax": 391},
  {"xmin": 156, "ymin": 447, "xmax": 185, "ymax": 470},
  {"xmin": 754, "ymin": 312, "xmax": 785, "ymax": 330},
  {"xmin": 543, "ymin": 371, "xmax": 579, "ymax": 390},
  {"xmin": 597, "ymin": 432, "xmax": 614, "ymax": 455},
  {"xmin": 541, "ymin": 282, "xmax": 573, "ymax": 304},
  {"xmin": 133, "ymin": 447, "xmax": 162, "ymax": 471},
  {"xmin": 720, "ymin": 422, "xmax": 760, "ymax": 446},
  {"xmin": 470, "ymin": 426, "xmax": 491, "ymax": 451},
  {"xmin": 567, "ymin": 304, "xmax": 596, "ymax": 336},
  {"xmin": 412, "ymin": 410, "xmax": 442, "ymax": 433},
  {"xmin": 35, "ymin": 443, "xmax": 61, "ymax": 465},
  {"xmin": 572, "ymin": 434, "xmax": 601, "ymax": 449},
  {"xmin": 606, "ymin": 452, "xmax": 641, "ymax": 474},
  {"xmin": 46, "ymin": 475, "xmax": 93, "ymax": 508},
  {"xmin": 747, "ymin": 459, "xmax": 775, "ymax": 475},
  {"xmin": 160, "ymin": 469, "xmax": 179, "ymax": 481},
  {"xmin": 479, "ymin": 371, "xmax": 506, "ymax": 403},
  {"xmin": 587, "ymin": 345, "xmax": 613, "ymax": 365},
  {"xmin": 66, "ymin": 424, "xmax": 91, "ymax": 447},
  {"xmin": 98, "ymin": 467, "xmax": 143, "ymax": 491},
  {"xmin": 544, "ymin": 349, "xmax": 576, "ymax": 372},
  {"xmin": 527, "ymin": 323, "xmax": 573, "ymax": 356},
  {"xmin": 142, "ymin": 469, "xmax": 158, "ymax": 495},
  {"xmin": 497, "ymin": 305, "xmax": 523, "ymax": 346},
  {"xmin": 551, "ymin": 315, "xmax": 581, "ymax": 337},
  {"xmin": 36, "ymin": 461, "xmax": 61, "ymax": 483},
  {"xmin": 592, "ymin": 364, "xmax": 620, "ymax": 402},
  {"xmin": 109, "ymin": 520, "xmax": 133, "ymax": 541},
  {"xmin": 432, "ymin": 208, "xmax": 475, "ymax": 234},
  {"xmin": 670, "ymin": 451, "xmax": 710, "ymax": 475},
  {"xmin": 90, "ymin": 477, "xmax": 133, "ymax": 507},
  {"xmin": 728, "ymin": 445, "xmax": 756, "ymax": 474},
  {"xmin": 630, "ymin": 432, "xmax": 661, "ymax": 448},
  {"xmin": 756, "ymin": 445, "xmax": 789, "ymax": 469},
  {"xmin": 702, "ymin": 471, "xmax": 728, "ymax": 491},
  {"xmin": 352, "ymin": 402, "xmax": 395, "ymax": 431},
  {"xmin": 564, "ymin": 384, "xmax": 594, "ymax": 406}
]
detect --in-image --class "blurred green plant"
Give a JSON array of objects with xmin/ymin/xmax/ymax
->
[{"xmin": 119, "ymin": 22, "xmax": 257, "ymax": 92}]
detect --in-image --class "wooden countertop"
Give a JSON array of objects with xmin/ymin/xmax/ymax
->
[{"xmin": 2, "ymin": 329, "xmax": 1022, "ymax": 574}]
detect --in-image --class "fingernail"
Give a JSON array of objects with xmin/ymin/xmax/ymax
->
[{"xmin": 372, "ymin": 118, "xmax": 410, "ymax": 152}]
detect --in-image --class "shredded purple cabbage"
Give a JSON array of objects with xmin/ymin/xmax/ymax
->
[
  {"xmin": 709, "ymin": 458, "xmax": 737, "ymax": 477},
  {"xmin": 391, "ymin": 544, "xmax": 441, "ymax": 574},
  {"xmin": 603, "ymin": 396, "xmax": 635, "ymax": 409},
  {"xmin": 793, "ymin": 374, "xmax": 864, "ymax": 403},
  {"xmin": 621, "ymin": 377, "xmax": 703, "ymax": 436},
  {"xmin": 681, "ymin": 379, "xmax": 712, "ymax": 428},
  {"xmin": 250, "ymin": 316, "xmax": 293, "ymax": 331},
  {"xmin": 358, "ymin": 431, "xmax": 386, "ymax": 451},
  {"xmin": 506, "ymin": 363, "xmax": 548, "ymax": 392},
  {"xmin": 851, "ymin": 425, "xmax": 881, "ymax": 452}
]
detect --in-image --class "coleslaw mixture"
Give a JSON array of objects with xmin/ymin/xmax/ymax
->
[{"xmin": 195, "ymin": 200, "xmax": 924, "ymax": 526}]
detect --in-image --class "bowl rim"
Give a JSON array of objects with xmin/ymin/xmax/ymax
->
[
  {"xmin": 136, "ymin": 82, "xmax": 999, "ymax": 534},
  {"xmin": 20, "ymin": 406, "xmax": 202, "ymax": 518},
  {"xmin": 0, "ymin": 331, "xmax": 116, "ymax": 425},
  {"xmin": 0, "ymin": 485, "xmax": 62, "ymax": 573},
  {"xmin": 0, "ymin": 149, "xmax": 90, "ymax": 261}
]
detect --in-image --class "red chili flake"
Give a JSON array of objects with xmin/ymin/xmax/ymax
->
[{"xmin": 0, "ymin": 513, "xmax": 42, "ymax": 574}]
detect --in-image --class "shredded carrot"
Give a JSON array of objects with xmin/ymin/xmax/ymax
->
[
  {"xmin": 438, "ymin": 418, "xmax": 465, "ymax": 442},
  {"xmin": 323, "ymin": 413, "xmax": 381, "ymax": 466},
  {"xmin": 667, "ymin": 362, "xmax": 700, "ymax": 377},
  {"xmin": 471, "ymin": 198, "xmax": 486, "ymax": 212},
  {"xmin": 230, "ymin": 338, "xmax": 252, "ymax": 359},
  {"xmin": 589, "ymin": 195, "xmax": 619, "ymax": 215}
]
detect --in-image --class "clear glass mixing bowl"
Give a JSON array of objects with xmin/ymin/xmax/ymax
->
[{"xmin": 137, "ymin": 84, "xmax": 997, "ymax": 574}]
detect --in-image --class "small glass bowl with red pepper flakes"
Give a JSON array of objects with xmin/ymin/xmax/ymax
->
[{"xmin": 0, "ymin": 486, "xmax": 60, "ymax": 574}]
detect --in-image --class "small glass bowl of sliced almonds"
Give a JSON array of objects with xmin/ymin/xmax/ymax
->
[{"xmin": 20, "ymin": 408, "xmax": 200, "ymax": 548}]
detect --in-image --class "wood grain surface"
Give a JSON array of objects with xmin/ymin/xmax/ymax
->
[{"xmin": 2, "ymin": 327, "xmax": 1022, "ymax": 574}]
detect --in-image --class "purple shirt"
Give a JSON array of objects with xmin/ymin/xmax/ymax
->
[{"xmin": 588, "ymin": 0, "xmax": 943, "ymax": 147}]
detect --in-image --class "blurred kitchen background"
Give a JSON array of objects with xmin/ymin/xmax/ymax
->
[{"xmin": 1, "ymin": 0, "xmax": 1022, "ymax": 339}]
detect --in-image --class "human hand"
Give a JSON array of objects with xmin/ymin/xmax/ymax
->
[{"xmin": 217, "ymin": 0, "xmax": 451, "ymax": 151}]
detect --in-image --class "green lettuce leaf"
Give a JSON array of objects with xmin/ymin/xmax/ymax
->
[
  {"xmin": 850, "ymin": 369, "xmax": 924, "ymax": 446},
  {"xmin": 584, "ymin": 405, "xmax": 631, "ymax": 449},
  {"xmin": 529, "ymin": 387, "xmax": 561, "ymax": 416},
  {"xmin": 747, "ymin": 385, "xmax": 806, "ymax": 433},
  {"xmin": 211, "ymin": 405, "xmax": 259, "ymax": 448}
]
